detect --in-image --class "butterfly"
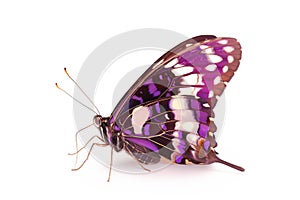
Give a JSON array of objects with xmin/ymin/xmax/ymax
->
[{"xmin": 57, "ymin": 35, "xmax": 244, "ymax": 181}]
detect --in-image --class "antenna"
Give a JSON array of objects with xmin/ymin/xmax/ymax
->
[
  {"xmin": 55, "ymin": 83, "xmax": 99, "ymax": 115},
  {"xmin": 64, "ymin": 68, "xmax": 100, "ymax": 114}
]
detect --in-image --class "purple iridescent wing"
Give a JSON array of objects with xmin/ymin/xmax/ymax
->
[{"xmin": 110, "ymin": 35, "xmax": 242, "ymax": 164}]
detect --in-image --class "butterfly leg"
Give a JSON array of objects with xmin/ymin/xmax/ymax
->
[
  {"xmin": 70, "ymin": 136, "xmax": 108, "ymax": 171},
  {"xmin": 68, "ymin": 135, "xmax": 105, "ymax": 156},
  {"xmin": 72, "ymin": 124, "xmax": 103, "ymax": 166},
  {"xmin": 107, "ymin": 146, "xmax": 113, "ymax": 182}
]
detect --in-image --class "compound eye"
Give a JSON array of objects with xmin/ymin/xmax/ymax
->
[{"xmin": 93, "ymin": 115, "xmax": 102, "ymax": 127}]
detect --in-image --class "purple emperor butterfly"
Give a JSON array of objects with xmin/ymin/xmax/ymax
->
[{"xmin": 57, "ymin": 35, "xmax": 244, "ymax": 181}]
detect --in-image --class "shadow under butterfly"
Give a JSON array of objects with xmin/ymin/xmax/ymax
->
[{"xmin": 56, "ymin": 35, "xmax": 244, "ymax": 182}]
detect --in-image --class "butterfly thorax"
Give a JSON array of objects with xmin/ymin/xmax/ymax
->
[{"xmin": 93, "ymin": 115, "xmax": 124, "ymax": 152}]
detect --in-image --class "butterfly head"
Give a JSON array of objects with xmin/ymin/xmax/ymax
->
[
  {"xmin": 93, "ymin": 115, "xmax": 110, "ymax": 144},
  {"xmin": 93, "ymin": 115, "xmax": 103, "ymax": 128}
]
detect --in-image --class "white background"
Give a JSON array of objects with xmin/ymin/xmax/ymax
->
[{"xmin": 0, "ymin": 0, "xmax": 299, "ymax": 199}]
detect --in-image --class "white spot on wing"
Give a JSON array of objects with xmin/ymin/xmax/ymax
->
[
  {"xmin": 173, "ymin": 110, "xmax": 196, "ymax": 121},
  {"xmin": 174, "ymin": 63, "xmax": 185, "ymax": 68},
  {"xmin": 223, "ymin": 66, "xmax": 229, "ymax": 73},
  {"xmin": 199, "ymin": 45, "xmax": 209, "ymax": 50},
  {"xmin": 218, "ymin": 39, "xmax": 228, "ymax": 45},
  {"xmin": 173, "ymin": 131, "xmax": 180, "ymax": 137},
  {"xmin": 175, "ymin": 122, "xmax": 199, "ymax": 133},
  {"xmin": 203, "ymin": 103, "xmax": 210, "ymax": 108},
  {"xmin": 131, "ymin": 106, "xmax": 150, "ymax": 135},
  {"xmin": 205, "ymin": 64, "xmax": 217, "ymax": 71},
  {"xmin": 178, "ymin": 87, "xmax": 201, "ymax": 97},
  {"xmin": 178, "ymin": 87, "xmax": 194, "ymax": 96},
  {"xmin": 170, "ymin": 97, "xmax": 189, "ymax": 109},
  {"xmin": 186, "ymin": 133, "xmax": 200, "ymax": 146},
  {"xmin": 208, "ymin": 90, "xmax": 214, "ymax": 98},
  {"xmin": 164, "ymin": 58, "xmax": 178, "ymax": 68},
  {"xmin": 201, "ymin": 47, "xmax": 214, "ymax": 54},
  {"xmin": 214, "ymin": 76, "xmax": 221, "ymax": 85},
  {"xmin": 172, "ymin": 138, "xmax": 183, "ymax": 153},
  {"xmin": 180, "ymin": 74, "xmax": 204, "ymax": 86},
  {"xmin": 165, "ymin": 113, "xmax": 170, "ymax": 120},
  {"xmin": 227, "ymin": 55, "xmax": 234, "ymax": 63},
  {"xmin": 223, "ymin": 46, "xmax": 234, "ymax": 53},
  {"xmin": 207, "ymin": 54, "xmax": 222, "ymax": 63},
  {"xmin": 171, "ymin": 66, "xmax": 194, "ymax": 76}
]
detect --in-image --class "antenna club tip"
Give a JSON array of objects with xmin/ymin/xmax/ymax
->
[
  {"xmin": 64, "ymin": 67, "xmax": 70, "ymax": 76},
  {"xmin": 55, "ymin": 82, "xmax": 60, "ymax": 89}
]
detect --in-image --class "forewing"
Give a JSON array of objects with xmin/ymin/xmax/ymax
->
[{"xmin": 110, "ymin": 35, "xmax": 242, "ymax": 164}]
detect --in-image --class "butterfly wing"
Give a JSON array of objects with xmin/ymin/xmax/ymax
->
[{"xmin": 109, "ymin": 35, "xmax": 242, "ymax": 165}]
